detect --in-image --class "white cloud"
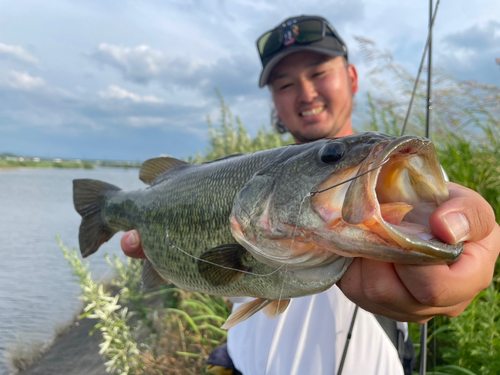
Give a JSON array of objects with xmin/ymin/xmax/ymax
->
[
  {"xmin": 0, "ymin": 42, "xmax": 38, "ymax": 63},
  {"xmin": 90, "ymin": 43, "xmax": 216, "ymax": 86},
  {"xmin": 126, "ymin": 116, "xmax": 167, "ymax": 127},
  {"xmin": 92, "ymin": 43, "xmax": 168, "ymax": 83},
  {"xmin": 3, "ymin": 71, "xmax": 45, "ymax": 90},
  {"xmin": 99, "ymin": 85, "xmax": 164, "ymax": 103}
]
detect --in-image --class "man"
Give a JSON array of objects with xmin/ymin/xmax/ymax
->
[{"xmin": 121, "ymin": 15, "xmax": 500, "ymax": 374}]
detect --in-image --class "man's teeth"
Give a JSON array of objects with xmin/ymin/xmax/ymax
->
[{"xmin": 301, "ymin": 107, "xmax": 324, "ymax": 116}]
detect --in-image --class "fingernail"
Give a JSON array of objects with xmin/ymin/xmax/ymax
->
[
  {"xmin": 127, "ymin": 232, "xmax": 138, "ymax": 247},
  {"xmin": 444, "ymin": 212, "xmax": 470, "ymax": 243}
]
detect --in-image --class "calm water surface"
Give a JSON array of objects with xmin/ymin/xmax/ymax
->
[{"xmin": 0, "ymin": 167, "xmax": 145, "ymax": 374}]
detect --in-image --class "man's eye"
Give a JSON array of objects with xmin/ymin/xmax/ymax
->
[
  {"xmin": 279, "ymin": 83, "xmax": 292, "ymax": 90},
  {"xmin": 313, "ymin": 71, "xmax": 325, "ymax": 78}
]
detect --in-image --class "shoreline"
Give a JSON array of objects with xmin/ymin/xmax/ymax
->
[{"xmin": 13, "ymin": 315, "xmax": 106, "ymax": 375}]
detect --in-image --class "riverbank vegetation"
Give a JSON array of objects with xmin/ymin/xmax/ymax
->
[
  {"xmin": 56, "ymin": 39, "xmax": 500, "ymax": 375},
  {"xmin": 0, "ymin": 153, "xmax": 141, "ymax": 170},
  {"xmin": 0, "ymin": 158, "xmax": 95, "ymax": 169}
]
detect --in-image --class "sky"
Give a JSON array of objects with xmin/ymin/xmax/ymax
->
[{"xmin": 0, "ymin": 0, "xmax": 499, "ymax": 161}]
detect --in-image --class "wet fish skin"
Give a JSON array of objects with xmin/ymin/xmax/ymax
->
[
  {"xmin": 231, "ymin": 133, "xmax": 463, "ymax": 268},
  {"xmin": 73, "ymin": 139, "xmax": 356, "ymax": 300},
  {"xmin": 73, "ymin": 132, "xmax": 464, "ymax": 326}
]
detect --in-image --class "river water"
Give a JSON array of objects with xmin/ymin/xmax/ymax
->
[{"xmin": 0, "ymin": 167, "xmax": 145, "ymax": 375}]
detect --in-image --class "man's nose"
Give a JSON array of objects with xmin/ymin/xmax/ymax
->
[{"xmin": 297, "ymin": 79, "xmax": 317, "ymax": 103}]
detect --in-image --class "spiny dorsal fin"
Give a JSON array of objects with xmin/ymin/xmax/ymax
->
[
  {"xmin": 139, "ymin": 157, "xmax": 188, "ymax": 184},
  {"xmin": 198, "ymin": 244, "xmax": 250, "ymax": 286},
  {"xmin": 142, "ymin": 259, "xmax": 168, "ymax": 289},
  {"xmin": 221, "ymin": 298, "xmax": 271, "ymax": 329},
  {"xmin": 203, "ymin": 153, "xmax": 244, "ymax": 164}
]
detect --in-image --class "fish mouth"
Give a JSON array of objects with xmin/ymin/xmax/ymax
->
[{"xmin": 314, "ymin": 135, "xmax": 463, "ymax": 264}]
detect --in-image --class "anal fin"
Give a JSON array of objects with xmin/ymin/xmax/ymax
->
[
  {"xmin": 221, "ymin": 298, "xmax": 291, "ymax": 330},
  {"xmin": 262, "ymin": 299, "xmax": 291, "ymax": 319},
  {"xmin": 221, "ymin": 298, "xmax": 271, "ymax": 330},
  {"xmin": 142, "ymin": 259, "xmax": 168, "ymax": 289}
]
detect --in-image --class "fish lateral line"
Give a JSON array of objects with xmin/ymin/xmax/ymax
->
[{"xmin": 309, "ymin": 158, "xmax": 389, "ymax": 196}]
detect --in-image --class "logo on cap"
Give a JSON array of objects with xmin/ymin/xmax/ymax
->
[{"xmin": 283, "ymin": 24, "xmax": 299, "ymax": 46}]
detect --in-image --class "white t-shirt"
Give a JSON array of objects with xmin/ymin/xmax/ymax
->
[
  {"xmin": 226, "ymin": 152, "xmax": 448, "ymax": 375},
  {"xmin": 227, "ymin": 286, "xmax": 405, "ymax": 375}
]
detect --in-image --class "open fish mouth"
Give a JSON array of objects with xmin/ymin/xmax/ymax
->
[
  {"xmin": 229, "ymin": 133, "xmax": 463, "ymax": 269},
  {"xmin": 312, "ymin": 135, "xmax": 464, "ymax": 264}
]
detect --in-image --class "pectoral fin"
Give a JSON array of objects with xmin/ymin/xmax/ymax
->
[{"xmin": 198, "ymin": 244, "xmax": 250, "ymax": 286}]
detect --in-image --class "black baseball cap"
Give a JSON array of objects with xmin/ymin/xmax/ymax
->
[{"xmin": 256, "ymin": 15, "xmax": 348, "ymax": 88}]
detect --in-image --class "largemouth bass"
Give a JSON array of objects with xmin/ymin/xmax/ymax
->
[{"xmin": 73, "ymin": 132, "xmax": 463, "ymax": 328}]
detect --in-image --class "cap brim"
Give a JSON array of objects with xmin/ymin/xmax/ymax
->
[{"xmin": 259, "ymin": 46, "xmax": 346, "ymax": 88}]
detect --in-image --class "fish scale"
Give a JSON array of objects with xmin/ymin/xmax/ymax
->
[
  {"xmin": 92, "ymin": 147, "xmax": 340, "ymax": 299},
  {"xmin": 73, "ymin": 132, "xmax": 463, "ymax": 327}
]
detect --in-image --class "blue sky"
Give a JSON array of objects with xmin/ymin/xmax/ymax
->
[{"xmin": 0, "ymin": 0, "xmax": 498, "ymax": 161}]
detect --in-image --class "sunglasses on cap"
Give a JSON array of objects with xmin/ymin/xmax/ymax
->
[{"xmin": 256, "ymin": 16, "xmax": 346, "ymax": 60}]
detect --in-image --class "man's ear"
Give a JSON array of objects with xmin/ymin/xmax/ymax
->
[{"xmin": 347, "ymin": 64, "xmax": 359, "ymax": 94}]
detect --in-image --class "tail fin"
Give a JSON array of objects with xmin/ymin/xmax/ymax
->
[{"xmin": 73, "ymin": 179, "xmax": 121, "ymax": 257}]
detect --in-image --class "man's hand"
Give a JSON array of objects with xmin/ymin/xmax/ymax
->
[
  {"xmin": 121, "ymin": 230, "xmax": 146, "ymax": 259},
  {"xmin": 337, "ymin": 182, "xmax": 500, "ymax": 322},
  {"xmin": 120, "ymin": 183, "xmax": 500, "ymax": 322}
]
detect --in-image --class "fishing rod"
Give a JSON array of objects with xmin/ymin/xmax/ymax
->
[
  {"xmin": 400, "ymin": 0, "xmax": 440, "ymax": 137},
  {"xmin": 338, "ymin": 3, "xmax": 441, "ymax": 374},
  {"xmin": 399, "ymin": 1, "xmax": 439, "ymax": 374},
  {"xmin": 420, "ymin": 2, "xmax": 435, "ymax": 374}
]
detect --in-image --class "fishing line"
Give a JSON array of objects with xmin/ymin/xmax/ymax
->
[
  {"xmin": 398, "ymin": 2, "xmax": 440, "ymax": 373},
  {"xmin": 165, "ymin": 229, "xmax": 286, "ymax": 277},
  {"xmin": 264, "ymin": 261, "xmax": 289, "ymax": 375},
  {"xmin": 274, "ymin": 192, "xmax": 309, "ymax": 315},
  {"xmin": 309, "ymin": 158, "xmax": 389, "ymax": 196},
  {"xmin": 265, "ymin": 192, "xmax": 309, "ymax": 375},
  {"xmin": 160, "ymin": 158, "xmax": 385, "ymax": 282}
]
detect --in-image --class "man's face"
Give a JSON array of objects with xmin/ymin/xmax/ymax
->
[{"xmin": 269, "ymin": 52, "xmax": 358, "ymax": 143}]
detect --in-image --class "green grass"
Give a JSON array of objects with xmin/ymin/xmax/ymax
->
[
  {"xmin": 359, "ymin": 38, "xmax": 500, "ymax": 374},
  {"xmin": 0, "ymin": 160, "xmax": 94, "ymax": 169},
  {"xmin": 60, "ymin": 41, "xmax": 500, "ymax": 373},
  {"xmin": 59, "ymin": 239, "xmax": 142, "ymax": 374},
  {"xmin": 63, "ymin": 114, "xmax": 500, "ymax": 374}
]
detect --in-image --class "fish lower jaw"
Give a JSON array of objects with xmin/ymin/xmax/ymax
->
[{"xmin": 356, "ymin": 212, "xmax": 463, "ymax": 264}]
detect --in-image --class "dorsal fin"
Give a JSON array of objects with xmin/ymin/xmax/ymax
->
[
  {"xmin": 203, "ymin": 153, "xmax": 244, "ymax": 164},
  {"xmin": 139, "ymin": 157, "xmax": 188, "ymax": 184}
]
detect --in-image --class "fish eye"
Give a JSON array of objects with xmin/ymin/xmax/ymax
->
[{"xmin": 320, "ymin": 142, "xmax": 345, "ymax": 164}]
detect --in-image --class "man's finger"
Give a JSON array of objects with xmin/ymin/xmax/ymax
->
[
  {"xmin": 120, "ymin": 230, "xmax": 147, "ymax": 259},
  {"xmin": 430, "ymin": 183, "xmax": 495, "ymax": 244},
  {"xmin": 338, "ymin": 258, "xmax": 470, "ymax": 322}
]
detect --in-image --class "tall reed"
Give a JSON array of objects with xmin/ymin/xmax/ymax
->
[{"xmin": 62, "ymin": 39, "xmax": 500, "ymax": 374}]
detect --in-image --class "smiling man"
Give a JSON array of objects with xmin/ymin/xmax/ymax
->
[
  {"xmin": 121, "ymin": 15, "xmax": 500, "ymax": 375},
  {"xmin": 268, "ymin": 51, "xmax": 356, "ymax": 142}
]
